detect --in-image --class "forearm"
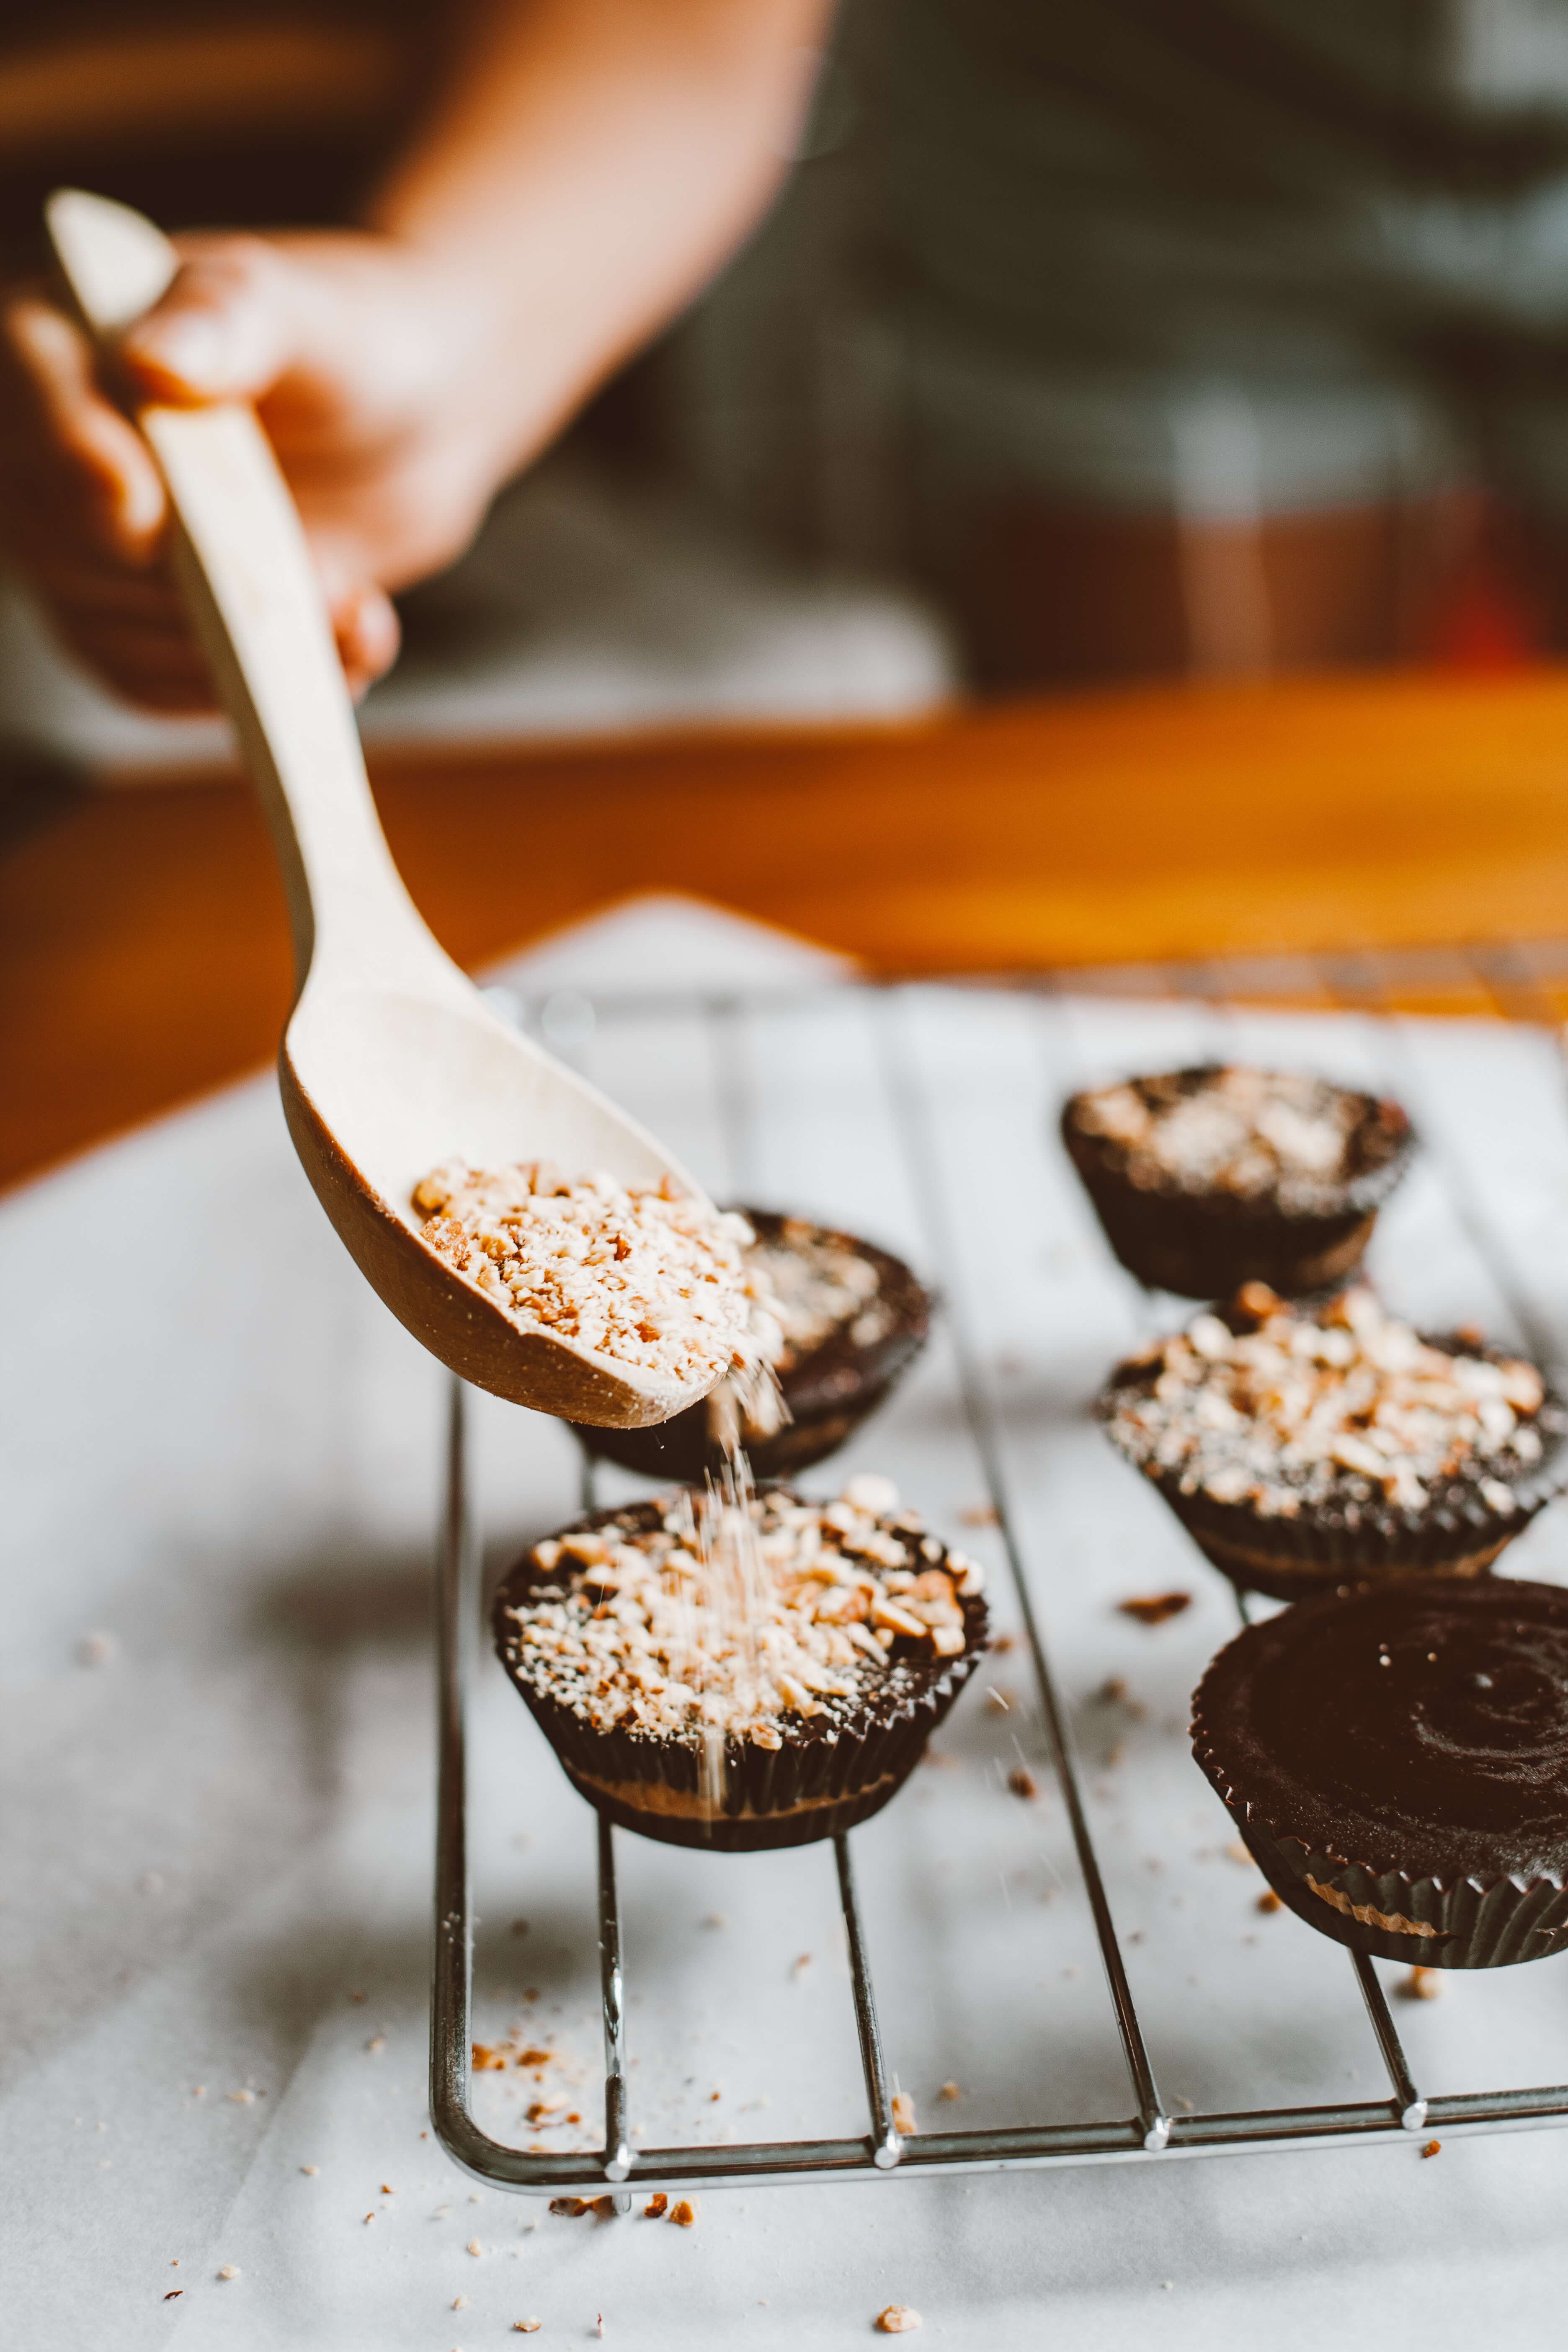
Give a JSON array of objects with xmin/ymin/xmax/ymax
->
[{"xmin": 368, "ymin": 0, "xmax": 833, "ymax": 475}]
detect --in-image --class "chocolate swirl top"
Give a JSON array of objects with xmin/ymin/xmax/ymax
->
[{"xmin": 1193, "ymin": 1578, "xmax": 1568, "ymax": 1884}]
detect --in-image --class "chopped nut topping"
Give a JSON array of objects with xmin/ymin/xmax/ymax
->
[
  {"xmin": 669, "ymin": 2199, "xmax": 697, "ymax": 2227},
  {"xmin": 414, "ymin": 1161, "xmax": 754, "ymax": 1391},
  {"xmin": 1069, "ymin": 1065, "xmax": 1402, "ymax": 1213},
  {"xmin": 877, "ymin": 2308, "xmax": 923, "ymax": 2334},
  {"xmin": 1104, "ymin": 1287, "xmax": 1551, "ymax": 1522},
  {"xmin": 499, "ymin": 1478, "xmax": 978, "ymax": 1748},
  {"xmin": 642, "ymin": 2194, "xmax": 668, "ymax": 2218}
]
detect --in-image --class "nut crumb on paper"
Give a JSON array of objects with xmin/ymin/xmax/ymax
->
[
  {"xmin": 591, "ymin": 2196, "xmax": 618, "ymax": 2219},
  {"xmin": 938, "ymin": 2081, "xmax": 961, "ymax": 2102},
  {"xmin": 1256, "ymin": 1890, "xmax": 1282, "ymax": 1914},
  {"xmin": 1422, "ymin": 2139, "xmax": 1442, "ymax": 2157},
  {"xmin": 1007, "ymin": 1766, "xmax": 1039, "ymax": 1800},
  {"xmin": 300, "ymin": 2164, "xmax": 320, "ymax": 2176},
  {"xmin": 643, "ymin": 2195, "xmax": 668, "ymax": 2218},
  {"xmin": 365, "ymin": 2035, "xmax": 387, "ymax": 2054},
  {"xmin": 1402, "ymin": 1967, "xmax": 1442, "ymax": 2001},
  {"xmin": 514, "ymin": 2324, "xmax": 542, "ymax": 2335},
  {"xmin": 467, "ymin": 2239, "xmax": 483, "ymax": 2256},
  {"xmin": 1117, "ymin": 1592, "xmax": 1191, "ymax": 1627},
  {"xmin": 549, "ymin": 2197, "xmax": 589, "ymax": 2218},
  {"xmin": 877, "ymin": 2309, "xmax": 922, "ymax": 2334},
  {"xmin": 669, "ymin": 2200, "xmax": 697, "ymax": 2227},
  {"xmin": 217, "ymin": 2265, "xmax": 240, "ymax": 2281}
]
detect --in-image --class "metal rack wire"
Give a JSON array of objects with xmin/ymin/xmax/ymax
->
[{"xmin": 430, "ymin": 949, "xmax": 1568, "ymax": 2200}]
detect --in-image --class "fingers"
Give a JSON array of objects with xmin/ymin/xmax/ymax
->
[
  {"xmin": 116, "ymin": 239, "xmax": 299, "ymax": 407},
  {"xmin": 333, "ymin": 581, "xmax": 401, "ymax": 700},
  {"xmin": 0, "ymin": 290, "xmax": 166, "ymax": 564}
]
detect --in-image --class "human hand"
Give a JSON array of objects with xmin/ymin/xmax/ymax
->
[{"xmin": 0, "ymin": 230, "xmax": 508, "ymax": 712}]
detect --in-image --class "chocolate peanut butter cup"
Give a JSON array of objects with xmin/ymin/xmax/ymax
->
[
  {"xmin": 1099, "ymin": 1284, "xmax": 1568, "ymax": 1602},
  {"xmin": 571, "ymin": 1210, "xmax": 931, "ymax": 1481},
  {"xmin": 1062, "ymin": 1064, "xmax": 1413, "ymax": 1298},
  {"xmin": 492, "ymin": 1476, "xmax": 987, "ymax": 1852},
  {"xmin": 1192, "ymin": 1578, "xmax": 1568, "ymax": 1967}
]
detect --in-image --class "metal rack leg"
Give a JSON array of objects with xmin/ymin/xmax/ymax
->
[
  {"xmin": 598, "ymin": 1815, "xmax": 633, "ymax": 2191},
  {"xmin": 1351, "ymin": 1952, "xmax": 1428, "ymax": 2131},
  {"xmin": 835, "ymin": 1835, "xmax": 903, "ymax": 2169}
]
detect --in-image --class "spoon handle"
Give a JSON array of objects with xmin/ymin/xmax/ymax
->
[{"xmin": 44, "ymin": 188, "xmax": 434, "ymax": 993}]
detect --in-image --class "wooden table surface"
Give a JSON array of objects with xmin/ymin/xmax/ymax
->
[{"xmin": 8, "ymin": 664, "xmax": 1568, "ymax": 1194}]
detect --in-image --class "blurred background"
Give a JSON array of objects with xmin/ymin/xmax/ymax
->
[{"xmin": 12, "ymin": 0, "xmax": 1568, "ymax": 777}]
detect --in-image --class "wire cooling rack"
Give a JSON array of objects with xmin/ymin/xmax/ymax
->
[{"xmin": 430, "ymin": 944, "xmax": 1568, "ymax": 2201}]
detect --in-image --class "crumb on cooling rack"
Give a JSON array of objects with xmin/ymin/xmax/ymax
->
[
  {"xmin": 413, "ymin": 1161, "xmax": 756, "ymax": 1389},
  {"xmin": 892, "ymin": 2093, "xmax": 917, "ymax": 2135},
  {"xmin": 1117, "ymin": 1592, "xmax": 1192, "ymax": 1626}
]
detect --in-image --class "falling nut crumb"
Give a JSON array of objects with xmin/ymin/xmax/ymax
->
[
  {"xmin": 1256, "ymin": 1890, "xmax": 1282, "ymax": 1914},
  {"xmin": 1402, "ymin": 1967, "xmax": 1442, "ymax": 2001},
  {"xmin": 1421, "ymin": 2139, "xmax": 1442, "ymax": 2157},
  {"xmin": 877, "ymin": 2308, "xmax": 922, "ymax": 2334},
  {"xmin": 938, "ymin": 2081, "xmax": 961, "ymax": 2102},
  {"xmin": 1117, "ymin": 1592, "xmax": 1191, "ymax": 1627},
  {"xmin": 643, "ymin": 2194, "xmax": 668, "ymax": 2218},
  {"xmin": 891, "ymin": 2093, "xmax": 916, "ymax": 2135},
  {"xmin": 1007, "ymin": 1766, "xmax": 1039, "ymax": 1800},
  {"xmin": 669, "ymin": 2200, "xmax": 697, "ymax": 2227}
]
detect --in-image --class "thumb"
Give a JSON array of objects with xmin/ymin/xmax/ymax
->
[{"xmin": 115, "ymin": 239, "xmax": 300, "ymax": 406}]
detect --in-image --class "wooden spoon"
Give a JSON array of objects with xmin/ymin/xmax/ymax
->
[{"xmin": 45, "ymin": 188, "xmax": 719, "ymax": 1428}]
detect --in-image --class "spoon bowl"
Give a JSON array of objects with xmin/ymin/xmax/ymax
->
[{"xmin": 47, "ymin": 188, "xmax": 721, "ymax": 1426}]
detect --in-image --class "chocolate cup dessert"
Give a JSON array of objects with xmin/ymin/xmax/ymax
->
[
  {"xmin": 570, "ymin": 1210, "xmax": 931, "ymax": 1482},
  {"xmin": 492, "ymin": 1482, "xmax": 988, "ymax": 1853},
  {"xmin": 1061, "ymin": 1065, "xmax": 1414, "ymax": 1298},
  {"xmin": 1192, "ymin": 1578, "xmax": 1568, "ymax": 1968},
  {"xmin": 1099, "ymin": 1285, "xmax": 1568, "ymax": 1604}
]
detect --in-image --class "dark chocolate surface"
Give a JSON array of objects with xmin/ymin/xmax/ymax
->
[
  {"xmin": 1193, "ymin": 1577, "xmax": 1568, "ymax": 1884},
  {"xmin": 571, "ymin": 1211, "xmax": 931, "ymax": 1482}
]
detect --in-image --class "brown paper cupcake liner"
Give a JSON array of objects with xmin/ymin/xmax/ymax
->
[{"xmin": 1234, "ymin": 1811, "xmax": 1568, "ymax": 1969}]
